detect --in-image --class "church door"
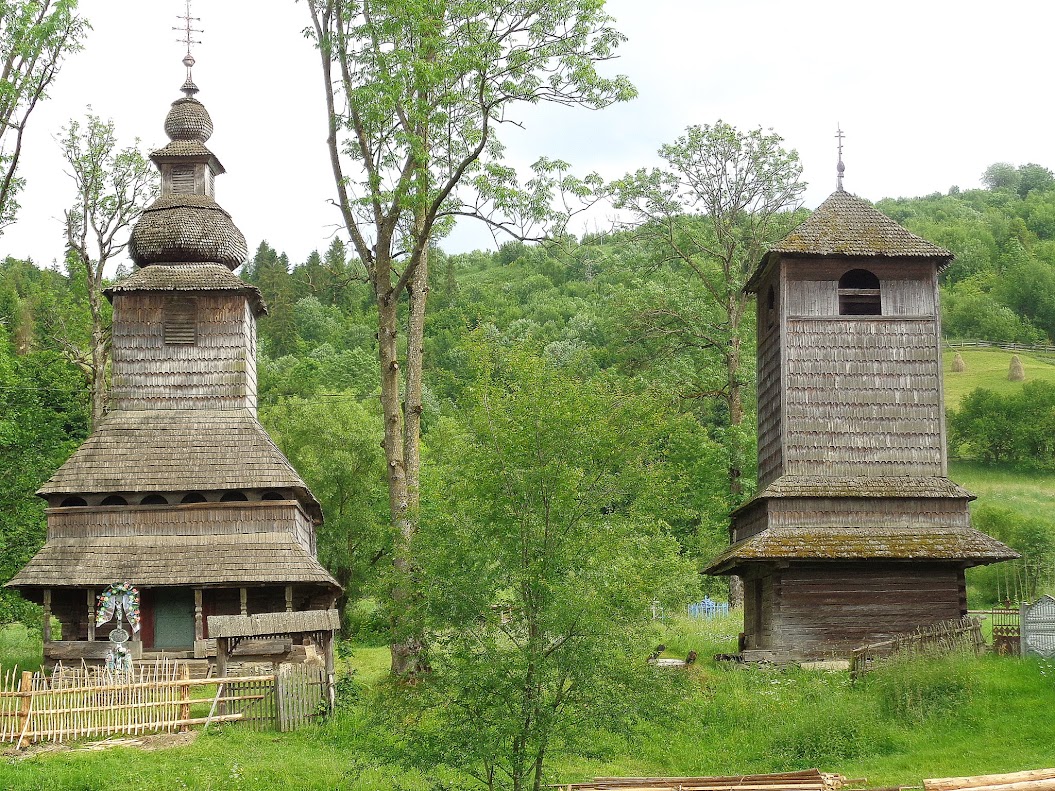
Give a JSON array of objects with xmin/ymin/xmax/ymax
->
[{"xmin": 152, "ymin": 589, "xmax": 195, "ymax": 649}]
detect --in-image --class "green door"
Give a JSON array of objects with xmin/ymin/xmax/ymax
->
[{"xmin": 153, "ymin": 589, "xmax": 195, "ymax": 649}]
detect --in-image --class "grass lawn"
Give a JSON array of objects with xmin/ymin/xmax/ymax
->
[
  {"xmin": 943, "ymin": 348, "xmax": 1055, "ymax": 409},
  {"xmin": 2, "ymin": 618, "xmax": 1055, "ymax": 790}
]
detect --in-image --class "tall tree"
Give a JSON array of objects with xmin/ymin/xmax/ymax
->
[
  {"xmin": 0, "ymin": 0, "xmax": 86, "ymax": 229},
  {"xmin": 419, "ymin": 343, "xmax": 693, "ymax": 791},
  {"xmin": 59, "ymin": 112, "xmax": 156, "ymax": 428},
  {"xmin": 305, "ymin": 0, "xmax": 634, "ymax": 676},
  {"xmin": 610, "ymin": 122, "xmax": 805, "ymax": 604}
]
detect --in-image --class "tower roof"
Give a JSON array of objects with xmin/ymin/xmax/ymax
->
[
  {"xmin": 128, "ymin": 70, "xmax": 247, "ymax": 271},
  {"xmin": 747, "ymin": 190, "xmax": 953, "ymax": 291}
]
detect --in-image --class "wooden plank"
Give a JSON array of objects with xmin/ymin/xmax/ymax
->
[{"xmin": 924, "ymin": 770, "xmax": 1055, "ymax": 791}]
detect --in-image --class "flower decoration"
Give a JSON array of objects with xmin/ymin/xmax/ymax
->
[{"xmin": 96, "ymin": 582, "xmax": 141, "ymax": 633}]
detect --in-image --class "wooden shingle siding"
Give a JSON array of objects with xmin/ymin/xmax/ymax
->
[
  {"xmin": 45, "ymin": 501, "xmax": 313, "ymax": 549},
  {"xmin": 112, "ymin": 293, "xmax": 255, "ymax": 411},
  {"xmin": 756, "ymin": 272, "xmax": 783, "ymax": 486},
  {"xmin": 783, "ymin": 318, "xmax": 943, "ymax": 476}
]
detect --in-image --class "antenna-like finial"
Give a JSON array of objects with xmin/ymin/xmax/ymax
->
[
  {"xmin": 174, "ymin": 0, "xmax": 203, "ymax": 97},
  {"xmin": 835, "ymin": 124, "xmax": 846, "ymax": 191}
]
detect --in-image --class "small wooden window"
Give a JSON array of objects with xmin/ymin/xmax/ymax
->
[
  {"xmin": 101, "ymin": 495, "xmax": 128, "ymax": 506},
  {"xmin": 838, "ymin": 269, "xmax": 881, "ymax": 315},
  {"xmin": 766, "ymin": 285, "xmax": 777, "ymax": 330},
  {"xmin": 171, "ymin": 164, "xmax": 195, "ymax": 194},
  {"xmin": 164, "ymin": 298, "xmax": 197, "ymax": 345},
  {"xmin": 220, "ymin": 491, "xmax": 249, "ymax": 502},
  {"xmin": 141, "ymin": 494, "xmax": 168, "ymax": 505},
  {"xmin": 261, "ymin": 490, "xmax": 285, "ymax": 501},
  {"xmin": 60, "ymin": 496, "xmax": 87, "ymax": 507},
  {"xmin": 181, "ymin": 492, "xmax": 207, "ymax": 503}
]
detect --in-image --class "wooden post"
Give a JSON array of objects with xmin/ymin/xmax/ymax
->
[
  {"xmin": 216, "ymin": 637, "xmax": 228, "ymax": 716},
  {"xmin": 275, "ymin": 667, "xmax": 287, "ymax": 732},
  {"xmin": 194, "ymin": 588, "xmax": 204, "ymax": 641},
  {"xmin": 16, "ymin": 671, "xmax": 33, "ymax": 749},
  {"xmin": 284, "ymin": 585, "xmax": 293, "ymax": 613},
  {"xmin": 86, "ymin": 588, "xmax": 96, "ymax": 641},
  {"xmin": 178, "ymin": 663, "xmax": 191, "ymax": 732},
  {"xmin": 41, "ymin": 589, "xmax": 51, "ymax": 643},
  {"xmin": 1020, "ymin": 601, "xmax": 1028, "ymax": 656},
  {"xmin": 239, "ymin": 587, "xmax": 248, "ymax": 616},
  {"xmin": 323, "ymin": 631, "xmax": 335, "ymax": 713}
]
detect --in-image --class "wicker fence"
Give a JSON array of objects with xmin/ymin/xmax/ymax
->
[
  {"xmin": 849, "ymin": 616, "xmax": 986, "ymax": 680},
  {"xmin": 0, "ymin": 660, "xmax": 327, "ymax": 748}
]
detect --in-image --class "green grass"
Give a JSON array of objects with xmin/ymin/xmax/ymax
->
[
  {"xmin": 951, "ymin": 461, "xmax": 1055, "ymax": 523},
  {"xmin": 943, "ymin": 348, "xmax": 1055, "ymax": 409},
  {"xmin": 2, "ymin": 620, "xmax": 1054, "ymax": 788}
]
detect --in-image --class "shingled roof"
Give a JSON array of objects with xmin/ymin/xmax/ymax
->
[
  {"xmin": 130, "ymin": 195, "xmax": 248, "ymax": 269},
  {"xmin": 731, "ymin": 476, "xmax": 974, "ymax": 518},
  {"xmin": 705, "ymin": 526, "xmax": 1019, "ymax": 575},
  {"xmin": 6, "ymin": 533, "xmax": 340, "ymax": 589},
  {"xmin": 746, "ymin": 191, "xmax": 953, "ymax": 291},
  {"xmin": 38, "ymin": 409, "xmax": 321, "ymax": 521},
  {"xmin": 105, "ymin": 263, "xmax": 267, "ymax": 316}
]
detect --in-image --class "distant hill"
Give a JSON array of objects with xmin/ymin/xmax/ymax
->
[{"xmin": 943, "ymin": 347, "xmax": 1055, "ymax": 409}]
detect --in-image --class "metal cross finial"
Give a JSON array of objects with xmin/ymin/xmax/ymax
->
[
  {"xmin": 174, "ymin": 0, "xmax": 203, "ymax": 97},
  {"xmin": 835, "ymin": 124, "xmax": 846, "ymax": 191}
]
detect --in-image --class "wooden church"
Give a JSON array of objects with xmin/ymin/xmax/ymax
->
[
  {"xmin": 7, "ymin": 57, "xmax": 341, "ymax": 667},
  {"xmin": 705, "ymin": 186, "xmax": 1017, "ymax": 660}
]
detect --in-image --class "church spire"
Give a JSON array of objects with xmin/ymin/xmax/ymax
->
[
  {"xmin": 175, "ymin": 0, "xmax": 202, "ymax": 97},
  {"xmin": 835, "ymin": 124, "xmax": 846, "ymax": 192}
]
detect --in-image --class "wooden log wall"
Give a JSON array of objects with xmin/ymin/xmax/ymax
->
[
  {"xmin": 764, "ymin": 562, "xmax": 966, "ymax": 657},
  {"xmin": 111, "ymin": 292, "xmax": 256, "ymax": 411},
  {"xmin": 783, "ymin": 317, "xmax": 944, "ymax": 476}
]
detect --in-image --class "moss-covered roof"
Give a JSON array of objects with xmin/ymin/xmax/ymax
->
[
  {"xmin": 105, "ymin": 263, "xmax": 266, "ymax": 316},
  {"xmin": 746, "ymin": 191, "xmax": 953, "ymax": 291},
  {"xmin": 705, "ymin": 526, "xmax": 1018, "ymax": 574},
  {"xmin": 733, "ymin": 476, "xmax": 974, "ymax": 517}
]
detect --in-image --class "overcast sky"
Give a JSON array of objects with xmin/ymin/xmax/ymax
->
[{"xmin": 3, "ymin": 0, "xmax": 1054, "ymax": 271}]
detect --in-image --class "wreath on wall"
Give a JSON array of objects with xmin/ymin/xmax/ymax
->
[{"xmin": 96, "ymin": 582, "xmax": 141, "ymax": 634}]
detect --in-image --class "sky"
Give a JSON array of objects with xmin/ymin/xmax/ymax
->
[{"xmin": 3, "ymin": 0, "xmax": 1055, "ymax": 272}]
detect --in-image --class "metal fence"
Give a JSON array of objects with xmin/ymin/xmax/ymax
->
[{"xmin": 687, "ymin": 597, "xmax": 730, "ymax": 619}]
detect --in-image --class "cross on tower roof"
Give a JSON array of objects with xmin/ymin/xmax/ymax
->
[
  {"xmin": 173, "ymin": 0, "xmax": 203, "ymax": 97},
  {"xmin": 835, "ymin": 124, "xmax": 846, "ymax": 191}
]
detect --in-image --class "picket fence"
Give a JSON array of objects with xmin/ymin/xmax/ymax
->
[
  {"xmin": 0, "ymin": 660, "xmax": 327, "ymax": 748},
  {"xmin": 687, "ymin": 598, "xmax": 730, "ymax": 619},
  {"xmin": 849, "ymin": 615, "xmax": 985, "ymax": 680}
]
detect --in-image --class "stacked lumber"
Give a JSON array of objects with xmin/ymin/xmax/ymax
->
[
  {"xmin": 923, "ymin": 769, "xmax": 1055, "ymax": 791},
  {"xmin": 557, "ymin": 768, "xmax": 846, "ymax": 791}
]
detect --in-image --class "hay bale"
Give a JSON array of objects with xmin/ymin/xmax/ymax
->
[
  {"xmin": 1009, "ymin": 354, "xmax": 1026, "ymax": 382},
  {"xmin": 952, "ymin": 352, "xmax": 966, "ymax": 372}
]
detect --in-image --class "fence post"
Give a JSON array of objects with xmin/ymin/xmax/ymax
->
[
  {"xmin": 179, "ymin": 663, "xmax": 191, "ymax": 732},
  {"xmin": 16, "ymin": 671, "xmax": 33, "ymax": 749},
  {"xmin": 275, "ymin": 668, "xmax": 288, "ymax": 732}
]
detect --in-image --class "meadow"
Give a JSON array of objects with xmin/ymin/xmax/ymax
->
[{"xmin": 2, "ymin": 616, "xmax": 1054, "ymax": 790}]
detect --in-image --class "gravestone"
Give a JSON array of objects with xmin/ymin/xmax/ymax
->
[{"xmin": 1020, "ymin": 595, "xmax": 1055, "ymax": 658}]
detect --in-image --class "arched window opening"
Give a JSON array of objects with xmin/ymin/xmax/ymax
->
[
  {"xmin": 60, "ymin": 496, "xmax": 87, "ymax": 507},
  {"xmin": 181, "ymin": 492, "xmax": 207, "ymax": 504},
  {"xmin": 261, "ymin": 490, "xmax": 285, "ymax": 501},
  {"xmin": 141, "ymin": 494, "xmax": 168, "ymax": 505},
  {"xmin": 838, "ymin": 268, "xmax": 881, "ymax": 315},
  {"xmin": 220, "ymin": 491, "xmax": 249, "ymax": 502},
  {"xmin": 101, "ymin": 495, "xmax": 128, "ymax": 506}
]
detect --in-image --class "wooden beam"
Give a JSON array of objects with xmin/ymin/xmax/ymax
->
[
  {"xmin": 194, "ymin": 588, "xmax": 204, "ymax": 641},
  {"xmin": 41, "ymin": 589, "xmax": 51, "ymax": 643},
  {"xmin": 86, "ymin": 588, "xmax": 95, "ymax": 642}
]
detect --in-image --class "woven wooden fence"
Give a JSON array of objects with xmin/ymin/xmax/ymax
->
[
  {"xmin": 0, "ymin": 661, "xmax": 328, "ymax": 747},
  {"xmin": 849, "ymin": 616, "xmax": 985, "ymax": 680}
]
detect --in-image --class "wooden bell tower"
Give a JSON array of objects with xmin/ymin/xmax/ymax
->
[{"xmin": 706, "ymin": 190, "xmax": 1017, "ymax": 661}]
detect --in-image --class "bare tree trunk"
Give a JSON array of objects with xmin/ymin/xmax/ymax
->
[{"xmin": 86, "ymin": 274, "xmax": 108, "ymax": 429}]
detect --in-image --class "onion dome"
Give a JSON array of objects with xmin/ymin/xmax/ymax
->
[
  {"xmin": 164, "ymin": 97, "xmax": 213, "ymax": 143},
  {"xmin": 129, "ymin": 66, "xmax": 247, "ymax": 271}
]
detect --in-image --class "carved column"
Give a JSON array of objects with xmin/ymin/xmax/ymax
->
[
  {"xmin": 194, "ymin": 588, "xmax": 204, "ymax": 641},
  {"xmin": 239, "ymin": 587, "xmax": 247, "ymax": 616},
  {"xmin": 42, "ymin": 589, "xmax": 51, "ymax": 643}
]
